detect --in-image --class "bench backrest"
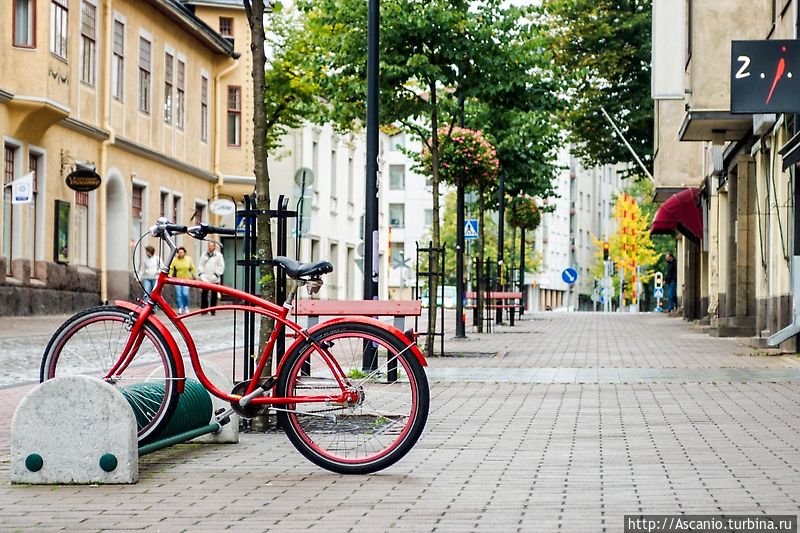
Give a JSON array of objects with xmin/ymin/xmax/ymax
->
[{"xmin": 294, "ymin": 299, "xmax": 422, "ymax": 317}]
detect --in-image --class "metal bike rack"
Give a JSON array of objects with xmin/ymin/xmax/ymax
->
[{"xmin": 235, "ymin": 194, "xmax": 297, "ymax": 382}]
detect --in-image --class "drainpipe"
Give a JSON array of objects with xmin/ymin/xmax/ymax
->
[
  {"xmin": 212, "ymin": 55, "xmax": 240, "ymax": 204},
  {"xmin": 767, "ymin": 3, "xmax": 800, "ymax": 347},
  {"xmin": 98, "ymin": 0, "xmax": 115, "ymax": 304}
]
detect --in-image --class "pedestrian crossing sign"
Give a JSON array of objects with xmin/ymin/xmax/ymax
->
[
  {"xmin": 654, "ymin": 287, "xmax": 664, "ymax": 298},
  {"xmin": 465, "ymin": 220, "xmax": 478, "ymax": 240}
]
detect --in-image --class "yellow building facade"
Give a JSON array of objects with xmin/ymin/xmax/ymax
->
[{"xmin": 0, "ymin": 0, "xmax": 255, "ymax": 314}]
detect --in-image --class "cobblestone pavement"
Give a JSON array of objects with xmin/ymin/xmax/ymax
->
[{"xmin": 1, "ymin": 311, "xmax": 800, "ymax": 531}]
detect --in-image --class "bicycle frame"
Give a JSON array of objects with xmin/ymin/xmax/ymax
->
[
  {"xmin": 111, "ymin": 222, "xmax": 427, "ymax": 413},
  {"xmin": 112, "ymin": 270, "xmax": 357, "ymax": 407}
]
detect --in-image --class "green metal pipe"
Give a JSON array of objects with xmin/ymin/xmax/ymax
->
[{"xmin": 137, "ymin": 423, "xmax": 221, "ymax": 457}]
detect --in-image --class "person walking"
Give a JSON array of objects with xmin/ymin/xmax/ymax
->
[
  {"xmin": 169, "ymin": 246, "xmax": 196, "ymax": 314},
  {"xmin": 140, "ymin": 245, "xmax": 163, "ymax": 296},
  {"xmin": 198, "ymin": 242, "xmax": 225, "ymax": 314},
  {"xmin": 664, "ymin": 251, "xmax": 678, "ymax": 312}
]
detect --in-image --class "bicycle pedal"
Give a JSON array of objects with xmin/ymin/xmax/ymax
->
[{"xmin": 214, "ymin": 407, "xmax": 231, "ymax": 426}]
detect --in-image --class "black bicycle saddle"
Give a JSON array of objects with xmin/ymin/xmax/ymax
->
[{"xmin": 272, "ymin": 256, "xmax": 334, "ymax": 279}]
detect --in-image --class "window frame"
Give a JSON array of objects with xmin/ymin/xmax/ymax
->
[
  {"xmin": 164, "ymin": 51, "xmax": 173, "ymax": 124},
  {"xmin": 227, "ymin": 85, "xmax": 241, "ymax": 147},
  {"xmin": 389, "ymin": 164, "xmax": 405, "ymax": 190},
  {"xmin": 200, "ymin": 74, "xmax": 209, "ymax": 142},
  {"xmin": 138, "ymin": 35, "xmax": 152, "ymax": 114},
  {"xmin": 13, "ymin": 0, "xmax": 36, "ymax": 49},
  {"xmin": 79, "ymin": 0, "xmax": 97, "ymax": 86},
  {"xmin": 176, "ymin": 58, "xmax": 186, "ymax": 129},
  {"xmin": 219, "ymin": 17, "xmax": 233, "ymax": 36},
  {"xmin": 50, "ymin": 0, "xmax": 69, "ymax": 60},
  {"xmin": 111, "ymin": 19, "xmax": 124, "ymax": 100}
]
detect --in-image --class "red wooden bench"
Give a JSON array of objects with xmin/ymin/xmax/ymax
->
[
  {"xmin": 465, "ymin": 291, "xmax": 523, "ymax": 325},
  {"xmin": 294, "ymin": 299, "xmax": 422, "ymax": 331}
]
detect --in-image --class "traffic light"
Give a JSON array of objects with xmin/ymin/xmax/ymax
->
[{"xmin": 603, "ymin": 241, "xmax": 610, "ymax": 261}]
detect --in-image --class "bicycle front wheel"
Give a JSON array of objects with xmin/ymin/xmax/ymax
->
[
  {"xmin": 40, "ymin": 305, "xmax": 180, "ymax": 443},
  {"xmin": 276, "ymin": 322, "xmax": 429, "ymax": 474}
]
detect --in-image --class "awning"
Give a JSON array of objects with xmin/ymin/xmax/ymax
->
[{"xmin": 650, "ymin": 187, "xmax": 703, "ymax": 242}]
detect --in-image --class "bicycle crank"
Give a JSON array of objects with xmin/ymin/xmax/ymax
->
[{"xmin": 229, "ymin": 377, "xmax": 274, "ymax": 418}]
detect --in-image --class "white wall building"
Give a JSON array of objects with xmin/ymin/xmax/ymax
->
[
  {"xmin": 263, "ymin": 123, "xmax": 386, "ymax": 301},
  {"xmin": 383, "ymin": 132, "xmax": 441, "ymax": 300},
  {"xmin": 530, "ymin": 147, "xmax": 573, "ymax": 311},
  {"xmin": 569, "ymin": 154, "xmax": 626, "ymax": 308}
]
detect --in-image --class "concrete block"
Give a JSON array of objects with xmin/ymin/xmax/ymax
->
[
  {"xmin": 10, "ymin": 259, "xmax": 31, "ymax": 284},
  {"xmin": 11, "ymin": 376, "xmax": 138, "ymax": 484},
  {"xmin": 35, "ymin": 260, "xmax": 67, "ymax": 289},
  {"xmin": 184, "ymin": 361, "xmax": 239, "ymax": 444}
]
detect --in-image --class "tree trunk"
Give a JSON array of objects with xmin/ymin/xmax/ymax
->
[
  {"xmin": 245, "ymin": 0, "xmax": 276, "ymax": 373},
  {"xmin": 426, "ymin": 86, "xmax": 440, "ymax": 357}
]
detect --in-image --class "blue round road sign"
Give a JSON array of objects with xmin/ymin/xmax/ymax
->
[{"xmin": 562, "ymin": 267, "xmax": 578, "ymax": 284}]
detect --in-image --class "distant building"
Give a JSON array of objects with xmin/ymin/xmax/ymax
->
[{"xmin": 568, "ymin": 154, "xmax": 625, "ymax": 309}]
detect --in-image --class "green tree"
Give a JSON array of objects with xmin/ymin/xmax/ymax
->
[
  {"xmin": 538, "ymin": 0, "xmax": 653, "ymax": 173},
  {"xmin": 263, "ymin": 3, "xmax": 324, "ymax": 153},
  {"xmin": 298, "ymin": 0, "xmax": 532, "ymax": 353}
]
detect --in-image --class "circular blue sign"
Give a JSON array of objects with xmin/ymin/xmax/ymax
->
[{"xmin": 562, "ymin": 267, "xmax": 578, "ymax": 284}]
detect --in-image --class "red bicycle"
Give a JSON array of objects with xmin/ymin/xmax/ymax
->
[{"xmin": 40, "ymin": 218, "xmax": 429, "ymax": 474}]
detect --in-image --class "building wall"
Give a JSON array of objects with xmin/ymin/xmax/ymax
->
[
  {"xmin": 651, "ymin": 0, "xmax": 797, "ymax": 345},
  {"xmin": 569, "ymin": 154, "xmax": 625, "ymax": 306},
  {"xmin": 0, "ymin": 0, "xmax": 235, "ymax": 314},
  {"xmin": 532, "ymin": 146, "xmax": 572, "ymax": 310}
]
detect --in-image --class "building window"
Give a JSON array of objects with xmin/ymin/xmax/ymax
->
[
  {"xmin": 131, "ymin": 184, "xmax": 144, "ymax": 243},
  {"xmin": 112, "ymin": 20, "xmax": 124, "ymax": 100},
  {"xmin": 50, "ymin": 0, "xmax": 68, "ymax": 59},
  {"xmin": 331, "ymin": 148, "xmax": 338, "ymax": 199},
  {"xmin": 3, "ymin": 146, "xmax": 16, "ymax": 273},
  {"xmin": 347, "ymin": 156, "xmax": 354, "ymax": 205},
  {"xmin": 193, "ymin": 202, "xmax": 205, "ymax": 225},
  {"xmin": 172, "ymin": 195, "xmax": 181, "ymax": 225},
  {"xmin": 219, "ymin": 17, "xmax": 233, "ymax": 47},
  {"xmin": 13, "ymin": 0, "xmax": 36, "ymax": 48},
  {"xmin": 200, "ymin": 75, "xmax": 209, "ymax": 142},
  {"xmin": 227, "ymin": 86, "xmax": 241, "ymax": 146},
  {"xmin": 424, "ymin": 209, "xmax": 433, "ymax": 227},
  {"xmin": 75, "ymin": 191, "xmax": 89, "ymax": 265},
  {"xmin": 164, "ymin": 52, "xmax": 173, "ymax": 123},
  {"xmin": 389, "ymin": 165, "xmax": 405, "ymax": 190},
  {"xmin": 28, "ymin": 153, "xmax": 41, "ymax": 265},
  {"xmin": 176, "ymin": 59, "xmax": 185, "ymax": 129},
  {"xmin": 138, "ymin": 36, "xmax": 151, "ymax": 113},
  {"xmin": 389, "ymin": 204, "xmax": 404, "ymax": 228},
  {"xmin": 159, "ymin": 191, "xmax": 168, "ymax": 218},
  {"xmin": 79, "ymin": 1, "xmax": 96, "ymax": 85}
]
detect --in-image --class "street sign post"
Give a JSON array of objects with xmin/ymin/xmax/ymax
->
[
  {"xmin": 464, "ymin": 220, "xmax": 478, "ymax": 240},
  {"xmin": 562, "ymin": 268, "xmax": 578, "ymax": 311}
]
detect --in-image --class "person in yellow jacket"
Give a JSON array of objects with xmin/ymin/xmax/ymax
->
[{"xmin": 169, "ymin": 246, "xmax": 196, "ymax": 314}]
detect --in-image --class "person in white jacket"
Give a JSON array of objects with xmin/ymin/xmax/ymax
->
[
  {"xmin": 140, "ymin": 245, "xmax": 164, "ymax": 296},
  {"xmin": 198, "ymin": 242, "xmax": 225, "ymax": 314}
]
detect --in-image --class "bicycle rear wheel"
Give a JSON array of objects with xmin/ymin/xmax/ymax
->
[
  {"xmin": 40, "ymin": 305, "xmax": 180, "ymax": 443},
  {"xmin": 276, "ymin": 322, "xmax": 429, "ymax": 474}
]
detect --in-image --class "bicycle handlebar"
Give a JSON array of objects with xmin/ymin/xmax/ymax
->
[{"xmin": 150, "ymin": 218, "xmax": 237, "ymax": 239}]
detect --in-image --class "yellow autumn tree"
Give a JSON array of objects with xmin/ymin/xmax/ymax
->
[{"xmin": 590, "ymin": 192, "xmax": 660, "ymax": 305}]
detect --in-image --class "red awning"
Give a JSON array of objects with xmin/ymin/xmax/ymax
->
[{"xmin": 650, "ymin": 187, "xmax": 703, "ymax": 241}]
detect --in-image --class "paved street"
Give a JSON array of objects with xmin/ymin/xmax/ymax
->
[{"xmin": 1, "ymin": 311, "xmax": 800, "ymax": 531}]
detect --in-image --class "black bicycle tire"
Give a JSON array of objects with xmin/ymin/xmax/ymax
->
[
  {"xmin": 276, "ymin": 321, "xmax": 429, "ymax": 474},
  {"xmin": 40, "ymin": 305, "xmax": 180, "ymax": 443}
]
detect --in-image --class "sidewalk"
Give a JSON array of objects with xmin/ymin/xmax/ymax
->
[{"xmin": 1, "ymin": 311, "xmax": 800, "ymax": 531}]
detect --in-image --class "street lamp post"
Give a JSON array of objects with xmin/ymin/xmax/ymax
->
[{"xmin": 363, "ymin": 0, "xmax": 380, "ymax": 370}]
